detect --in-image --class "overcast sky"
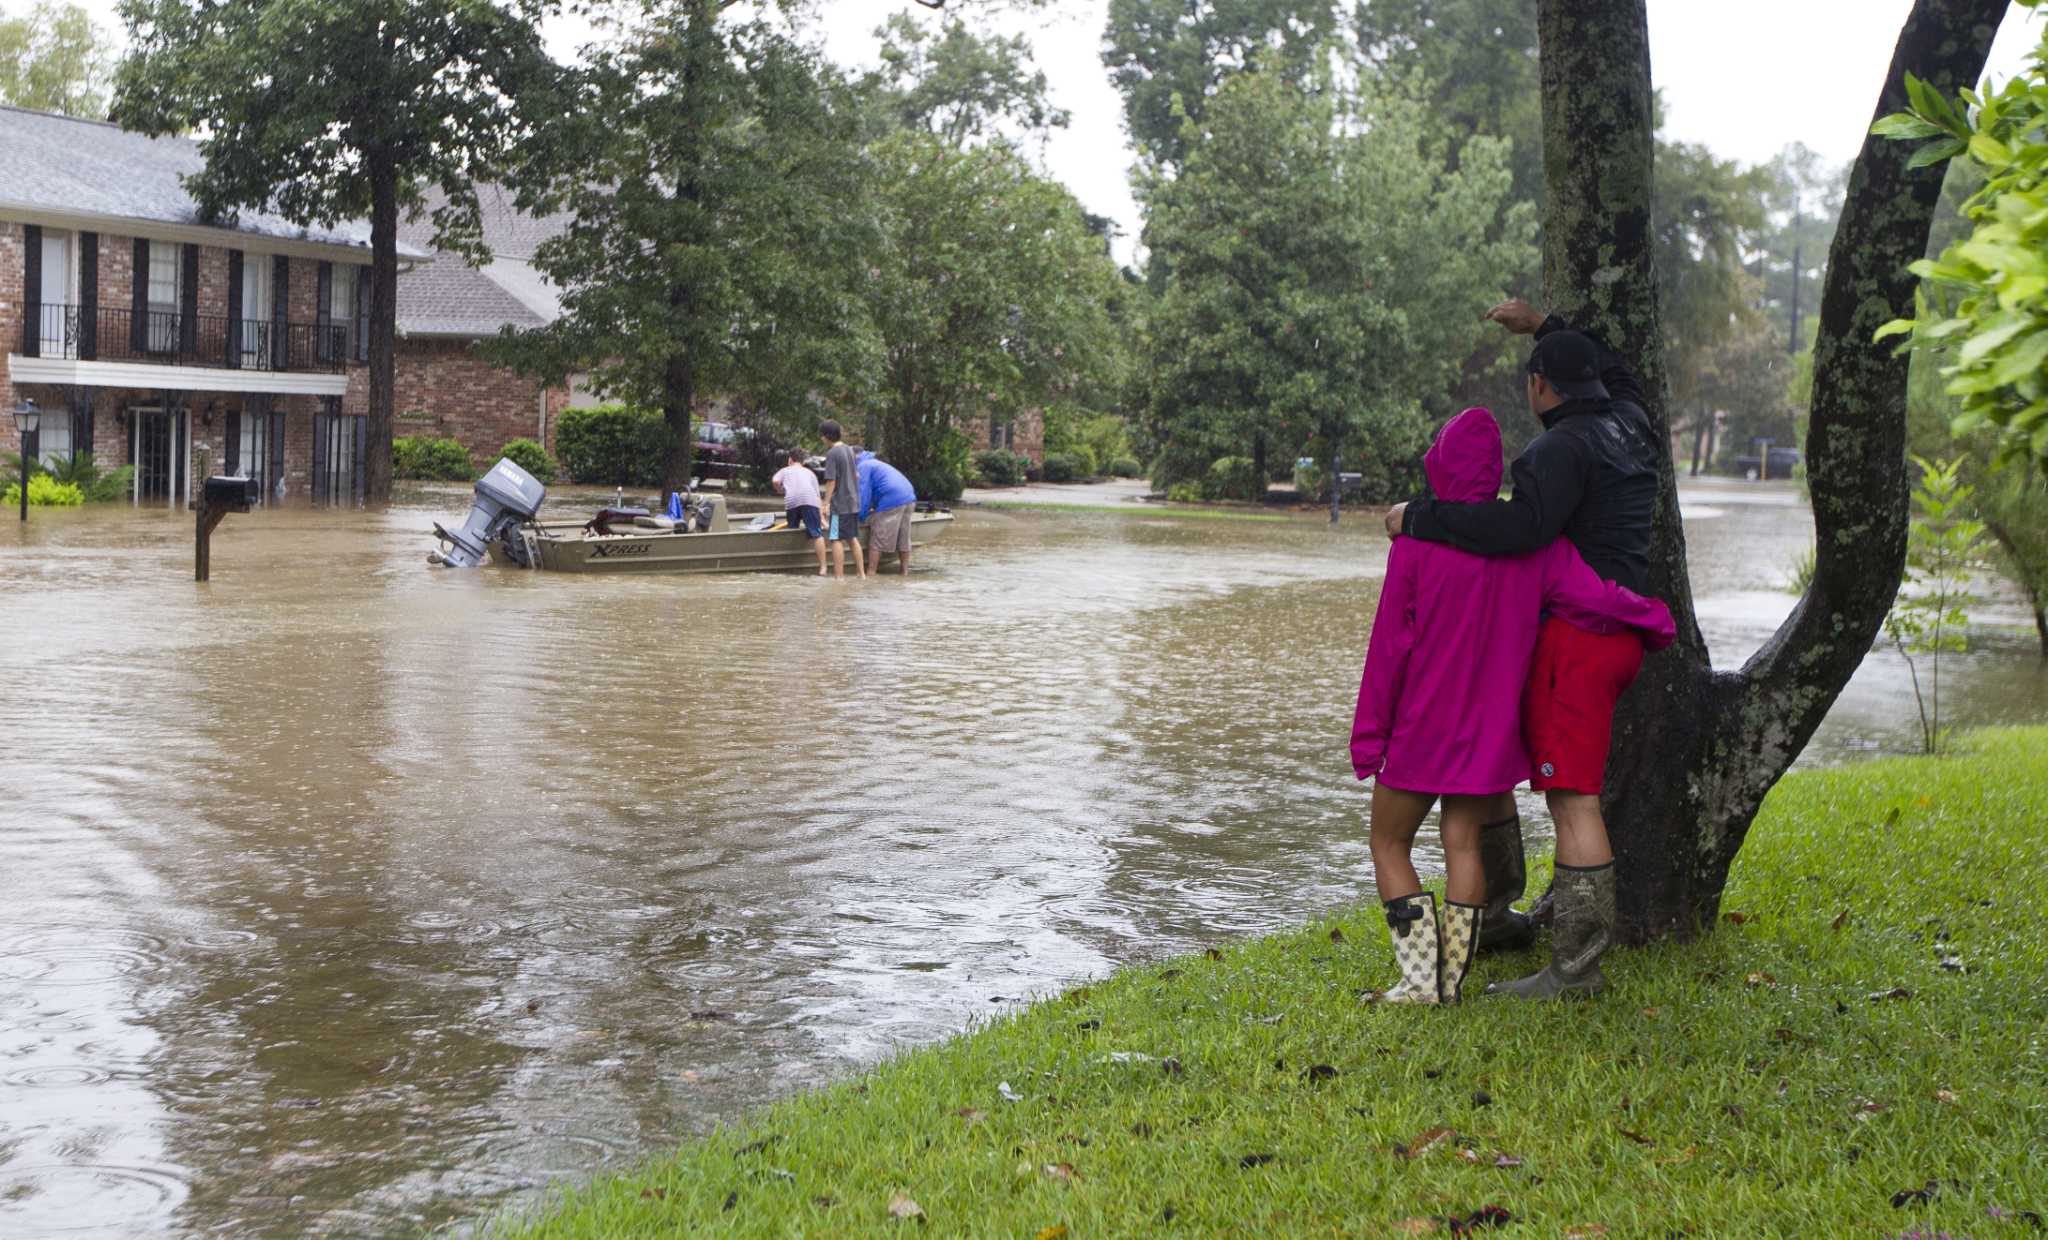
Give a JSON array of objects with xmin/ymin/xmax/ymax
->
[{"xmin": 51, "ymin": 0, "xmax": 2045, "ymax": 263}]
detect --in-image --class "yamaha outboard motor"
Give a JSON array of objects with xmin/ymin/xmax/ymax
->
[{"xmin": 430, "ymin": 457, "xmax": 547, "ymax": 568}]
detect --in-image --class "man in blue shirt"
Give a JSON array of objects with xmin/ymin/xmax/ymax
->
[{"xmin": 856, "ymin": 451, "xmax": 919, "ymax": 577}]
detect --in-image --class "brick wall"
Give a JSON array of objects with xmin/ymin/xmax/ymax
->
[
  {"xmin": 1, "ymin": 222, "xmax": 21, "ymax": 458},
  {"xmin": 394, "ymin": 336, "xmax": 565, "ymax": 463},
  {"xmin": 197, "ymin": 244, "xmax": 230, "ymax": 318},
  {"xmin": 101, "ymin": 230, "xmax": 133, "ymax": 325},
  {"xmin": 956, "ymin": 407, "xmax": 1046, "ymax": 464}
]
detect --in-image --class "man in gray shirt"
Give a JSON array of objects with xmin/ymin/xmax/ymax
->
[{"xmin": 817, "ymin": 419, "xmax": 865, "ymax": 581}]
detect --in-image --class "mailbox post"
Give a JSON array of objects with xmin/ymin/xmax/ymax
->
[{"xmin": 196, "ymin": 475, "xmax": 258, "ymax": 581}]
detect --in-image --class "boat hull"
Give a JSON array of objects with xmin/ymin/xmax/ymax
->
[{"xmin": 516, "ymin": 511, "xmax": 953, "ymax": 574}]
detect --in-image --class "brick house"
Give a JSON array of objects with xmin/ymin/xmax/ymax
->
[
  {"xmin": 0, "ymin": 106, "xmax": 426, "ymax": 507},
  {"xmin": 392, "ymin": 186, "xmax": 584, "ymax": 463}
]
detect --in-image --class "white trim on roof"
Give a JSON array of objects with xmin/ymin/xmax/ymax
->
[
  {"xmin": 0, "ymin": 204, "xmax": 432, "ymax": 265},
  {"xmin": 6, "ymin": 354, "xmax": 348, "ymax": 397}
]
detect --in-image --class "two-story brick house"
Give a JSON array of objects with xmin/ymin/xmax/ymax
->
[{"xmin": 0, "ymin": 106, "xmax": 428, "ymax": 507}]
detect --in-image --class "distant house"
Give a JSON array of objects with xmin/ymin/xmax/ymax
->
[
  {"xmin": 393, "ymin": 187, "xmax": 589, "ymax": 464},
  {"xmin": 0, "ymin": 105, "xmax": 427, "ymax": 506}
]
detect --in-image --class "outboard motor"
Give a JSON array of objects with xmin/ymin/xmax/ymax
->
[{"xmin": 430, "ymin": 457, "xmax": 547, "ymax": 568}]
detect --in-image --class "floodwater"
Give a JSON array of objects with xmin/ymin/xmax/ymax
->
[{"xmin": 1, "ymin": 481, "xmax": 2041, "ymax": 1237}]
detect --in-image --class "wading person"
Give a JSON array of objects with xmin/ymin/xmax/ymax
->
[
  {"xmin": 1385, "ymin": 298, "xmax": 1661, "ymax": 998},
  {"xmin": 817, "ymin": 420, "xmax": 865, "ymax": 581},
  {"xmin": 1355, "ymin": 408, "xmax": 1673, "ymax": 1005},
  {"xmin": 772, "ymin": 447, "xmax": 827, "ymax": 575},
  {"xmin": 856, "ymin": 450, "xmax": 919, "ymax": 578}
]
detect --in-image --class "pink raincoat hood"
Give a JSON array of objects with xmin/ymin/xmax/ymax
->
[{"xmin": 1424, "ymin": 407, "xmax": 1503, "ymax": 503}]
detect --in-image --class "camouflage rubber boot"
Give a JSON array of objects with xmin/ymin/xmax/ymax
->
[
  {"xmin": 1371, "ymin": 892, "xmax": 1441, "ymax": 1005},
  {"xmin": 1475, "ymin": 814, "xmax": 1537, "ymax": 953},
  {"xmin": 1438, "ymin": 901, "xmax": 1484, "ymax": 1004},
  {"xmin": 1483, "ymin": 862, "xmax": 1613, "ymax": 999}
]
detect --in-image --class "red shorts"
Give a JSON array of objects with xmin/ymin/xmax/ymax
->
[{"xmin": 1521, "ymin": 616, "xmax": 1645, "ymax": 794}]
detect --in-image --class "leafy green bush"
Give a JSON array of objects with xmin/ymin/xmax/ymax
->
[
  {"xmin": 556, "ymin": 404, "xmax": 669, "ymax": 486},
  {"xmin": 972, "ymin": 449, "xmax": 1030, "ymax": 486},
  {"xmin": 36, "ymin": 452, "xmax": 133, "ymax": 502},
  {"xmin": 1041, "ymin": 453, "xmax": 1084, "ymax": 483},
  {"xmin": 498, "ymin": 438, "xmax": 558, "ymax": 485},
  {"xmin": 3, "ymin": 473, "xmax": 84, "ymax": 507},
  {"xmin": 393, "ymin": 435, "xmax": 476, "ymax": 481},
  {"xmin": 1108, "ymin": 456, "xmax": 1142, "ymax": 478},
  {"xmin": 905, "ymin": 426, "xmax": 971, "ymax": 503},
  {"xmin": 1166, "ymin": 481, "xmax": 1202, "ymax": 503},
  {"xmin": 1203, "ymin": 455, "xmax": 1261, "ymax": 501}
]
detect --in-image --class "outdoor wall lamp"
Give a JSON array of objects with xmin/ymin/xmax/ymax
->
[{"xmin": 12, "ymin": 399, "xmax": 39, "ymax": 523}]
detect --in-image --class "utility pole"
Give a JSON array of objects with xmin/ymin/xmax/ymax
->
[{"xmin": 1787, "ymin": 191, "xmax": 1803, "ymax": 354}]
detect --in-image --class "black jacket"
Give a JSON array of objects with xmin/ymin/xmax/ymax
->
[{"xmin": 1401, "ymin": 316, "xmax": 1659, "ymax": 594}]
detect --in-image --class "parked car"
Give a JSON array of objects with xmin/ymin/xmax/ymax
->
[
  {"xmin": 692, "ymin": 420, "xmax": 743, "ymax": 483},
  {"xmin": 1733, "ymin": 447, "xmax": 1802, "ymax": 480}
]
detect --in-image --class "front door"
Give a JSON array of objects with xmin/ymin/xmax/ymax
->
[{"xmin": 128, "ymin": 406, "xmax": 188, "ymax": 507}]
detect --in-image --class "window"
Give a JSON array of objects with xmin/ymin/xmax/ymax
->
[
  {"xmin": 36, "ymin": 409, "xmax": 73, "ymax": 467},
  {"xmin": 329, "ymin": 264, "xmax": 358, "ymax": 355},
  {"xmin": 39, "ymin": 229, "xmax": 75, "ymax": 352},
  {"xmin": 242, "ymin": 255, "xmax": 273, "ymax": 365},
  {"xmin": 147, "ymin": 241, "xmax": 180, "ymax": 351}
]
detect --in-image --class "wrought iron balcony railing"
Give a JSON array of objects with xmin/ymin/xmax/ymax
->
[{"xmin": 19, "ymin": 303, "xmax": 348, "ymax": 374}]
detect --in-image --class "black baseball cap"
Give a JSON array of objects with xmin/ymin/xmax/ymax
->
[{"xmin": 1526, "ymin": 330, "xmax": 1610, "ymax": 401}]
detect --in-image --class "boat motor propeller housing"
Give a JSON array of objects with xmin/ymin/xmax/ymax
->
[{"xmin": 430, "ymin": 457, "xmax": 547, "ymax": 568}]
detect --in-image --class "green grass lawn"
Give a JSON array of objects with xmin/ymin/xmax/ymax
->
[{"xmin": 490, "ymin": 728, "xmax": 2048, "ymax": 1237}]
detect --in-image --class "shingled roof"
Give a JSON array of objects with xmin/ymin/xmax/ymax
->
[
  {"xmin": 0, "ymin": 105, "xmax": 422, "ymax": 257},
  {"xmin": 395, "ymin": 184, "xmax": 571, "ymax": 339}
]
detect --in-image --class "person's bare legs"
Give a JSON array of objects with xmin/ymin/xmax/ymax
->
[
  {"xmin": 813, "ymin": 534, "xmax": 827, "ymax": 575},
  {"xmin": 1367, "ymin": 782, "xmax": 1436, "ymax": 900},
  {"xmin": 1437, "ymin": 795, "xmax": 1488, "ymax": 906},
  {"xmin": 897, "ymin": 543, "xmax": 911, "ymax": 576},
  {"xmin": 1548, "ymin": 790, "xmax": 1613, "ymax": 867},
  {"xmin": 830, "ymin": 537, "xmax": 845, "ymax": 580},
  {"xmin": 851, "ymin": 536, "xmax": 866, "ymax": 579},
  {"xmin": 867, "ymin": 538, "xmax": 881, "ymax": 578}
]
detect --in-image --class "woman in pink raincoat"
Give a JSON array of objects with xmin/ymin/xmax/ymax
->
[{"xmin": 1352, "ymin": 407, "xmax": 1675, "ymax": 1005}]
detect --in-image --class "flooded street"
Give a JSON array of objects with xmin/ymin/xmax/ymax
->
[{"xmin": 2, "ymin": 483, "xmax": 2042, "ymax": 1236}]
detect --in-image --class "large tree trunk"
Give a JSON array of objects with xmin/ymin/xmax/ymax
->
[
  {"xmin": 366, "ymin": 151, "xmax": 398, "ymax": 504},
  {"xmin": 1535, "ymin": 0, "xmax": 2005, "ymax": 941}
]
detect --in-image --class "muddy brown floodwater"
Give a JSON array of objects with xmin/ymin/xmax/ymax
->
[{"xmin": 1, "ymin": 479, "xmax": 2042, "ymax": 1236}]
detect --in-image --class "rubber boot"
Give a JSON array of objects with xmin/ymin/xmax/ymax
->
[
  {"xmin": 1483, "ymin": 861, "xmax": 1613, "ymax": 999},
  {"xmin": 1372, "ymin": 892, "xmax": 1441, "ymax": 1004},
  {"xmin": 1475, "ymin": 814, "xmax": 1536, "ymax": 953},
  {"xmin": 1438, "ymin": 901, "xmax": 1483, "ymax": 1004}
]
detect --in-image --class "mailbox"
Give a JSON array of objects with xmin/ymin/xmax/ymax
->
[{"xmin": 203, "ymin": 475, "xmax": 259, "ymax": 514}]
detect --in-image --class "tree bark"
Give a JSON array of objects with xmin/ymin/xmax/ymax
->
[
  {"xmin": 366, "ymin": 151, "xmax": 398, "ymax": 504},
  {"xmin": 1535, "ymin": 0, "xmax": 2005, "ymax": 941}
]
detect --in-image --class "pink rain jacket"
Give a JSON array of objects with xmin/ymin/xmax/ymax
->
[{"xmin": 1351, "ymin": 408, "xmax": 1676, "ymax": 793}]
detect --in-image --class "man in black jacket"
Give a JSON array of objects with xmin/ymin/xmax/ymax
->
[{"xmin": 1383, "ymin": 298, "xmax": 1660, "ymax": 998}]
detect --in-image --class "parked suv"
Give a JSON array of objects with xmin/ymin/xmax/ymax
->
[{"xmin": 1733, "ymin": 446, "xmax": 1802, "ymax": 481}]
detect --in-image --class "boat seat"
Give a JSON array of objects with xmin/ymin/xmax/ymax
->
[
  {"xmin": 633, "ymin": 515, "xmax": 678, "ymax": 530},
  {"xmin": 742, "ymin": 513, "xmax": 779, "ymax": 531}
]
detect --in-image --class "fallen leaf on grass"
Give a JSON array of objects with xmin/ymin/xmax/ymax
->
[
  {"xmin": 1302, "ymin": 1063, "xmax": 1339, "ymax": 1084},
  {"xmin": 1458, "ymin": 1148, "xmax": 1481, "ymax": 1164},
  {"xmin": 1866, "ymin": 984, "xmax": 1908, "ymax": 1002},
  {"xmin": 1238, "ymin": 1152, "xmax": 1277, "ymax": 1169},
  {"xmin": 639, "ymin": 1187, "xmax": 667, "ymax": 1201},
  {"xmin": 813, "ymin": 1194, "xmax": 838, "ymax": 1208},
  {"xmin": 1831, "ymin": 908, "xmax": 1852, "ymax": 931},
  {"xmin": 1471, "ymin": 1089, "xmax": 1493, "ymax": 1107},
  {"xmin": 1745, "ymin": 971, "xmax": 1777, "ymax": 988},
  {"xmin": 1563, "ymin": 1227, "xmax": 1607, "ymax": 1238},
  {"xmin": 1130, "ymin": 1121, "xmax": 1153, "ymax": 1138},
  {"xmin": 1618, "ymin": 1128, "xmax": 1655, "ymax": 1147},
  {"xmin": 1442, "ymin": 1204, "xmax": 1513, "ymax": 1234},
  {"xmin": 1493, "ymin": 1154, "xmax": 1524, "ymax": 1169},
  {"xmin": 1854, "ymin": 1099, "xmax": 1887, "ymax": 1117},
  {"xmin": 888, "ymin": 1192, "xmax": 926, "ymax": 1222},
  {"xmin": 722, "ymin": 1191, "xmax": 737, "ymax": 1212},
  {"xmin": 1934, "ymin": 1089, "xmax": 1958, "ymax": 1105},
  {"xmin": 1640, "ymin": 1006, "xmax": 1661, "ymax": 1018},
  {"xmin": 1392, "ymin": 1219, "xmax": 1439, "ymax": 1236},
  {"xmin": 1076, "ymin": 1019, "xmax": 1101, "ymax": 1031},
  {"xmin": 1161, "ymin": 1057, "xmax": 1185, "ymax": 1078},
  {"xmin": 1204, "ymin": 948, "xmax": 1224, "ymax": 962},
  {"xmin": 1723, "ymin": 911, "xmax": 1753, "ymax": 924},
  {"xmin": 1657, "ymin": 1145, "xmax": 1699, "ymax": 1166},
  {"xmin": 1041, "ymin": 1163, "xmax": 1076, "ymax": 1181},
  {"xmin": 1065, "ymin": 987, "xmax": 1092, "ymax": 1004},
  {"xmin": 1772, "ymin": 1027, "xmax": 1814, "ymax": 1045},
  {"xmin": 957, "ymin": 1108, "xmax": 986, "ymax": 1124},
  {"xmin": 1395, "ymin": 1126, "xmax": 1455, "ymax": 1159},
  {"xmin": 1329, "ymin": 927, "xmax": 1346, "ymax": 942},
  {"xmin": 1035, "ymin": 1226, "xmax": 1068, "ymax": 1240}
]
